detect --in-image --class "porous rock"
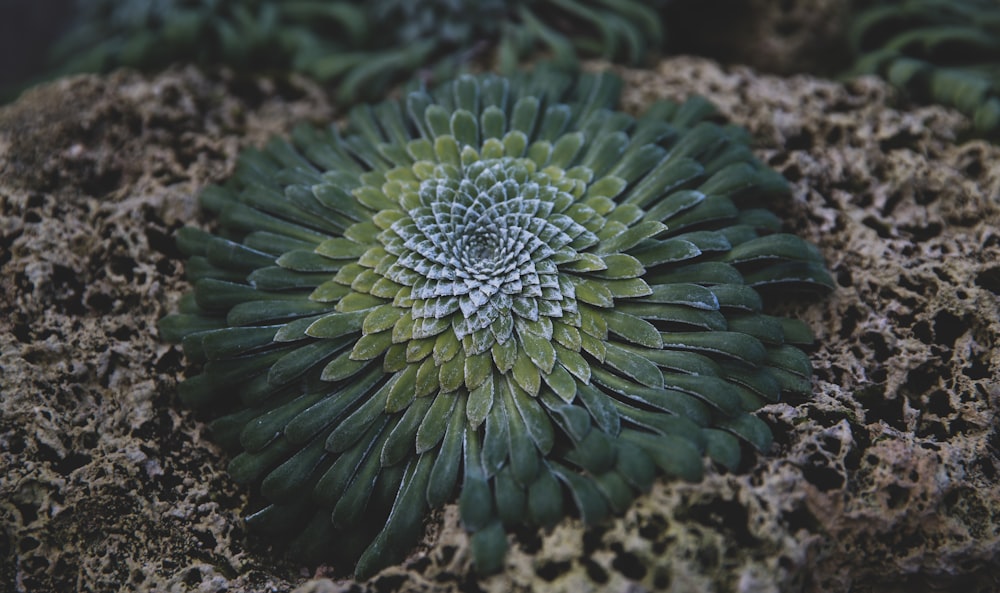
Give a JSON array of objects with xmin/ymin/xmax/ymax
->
[{"xmin": 1, "ymin": 57, "xmax": 998, "ymax": 593}]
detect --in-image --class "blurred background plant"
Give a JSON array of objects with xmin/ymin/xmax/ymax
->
[
  {"xmin": 5, "ymin": 0, "xmax": 1000, "ymax": 140},
  {"xmin": 846, "ymin": 0, "xmax": 1000, "ymax": 138},
  {"xmin": 0, "ymin": 0, "xmax": 667, "ymax": 104}
]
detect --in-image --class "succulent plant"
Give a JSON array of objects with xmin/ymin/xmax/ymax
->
[
  {"xmin": 847, "ymin": 0, "xmax": 1000, "ymax": 137},
  {"xmin": 36, "ymin": 0, "xmax": 666, "ymax": 103},
  {"xmin": 46, "ymin": 0, "xmax": 366, "ymax": 79},
  {"xmin": 160, "ymin": 67, "xmax": 833, "ymax": 578}
]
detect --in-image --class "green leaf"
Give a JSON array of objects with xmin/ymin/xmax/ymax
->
[
  {"xmin": 604, "ymin": 343, "xmax": 664, "ymax": 388},
  {"xmin": 625, "ymin": 158, "xmax": 704, "ymax": 208},
  {"xmin": 630, "ymin": 238, "xmax": 701, "ymax": 267},
  {"xmin": 718, "ymin": 413, "xmax": 773, "ymax": 452},
  {"xmin": 527, "ymin": 466, "xmax": 563, "ymax": 528},
  {"xmin": 725, "ymin": 314, "xmax": 786, "ymax": 344},
  {"xmin": 416, "ymin": 391, "xmax": 457, "ymax": 453},
  {"xmin": 708, "ymin": 284, "xmax": 762, "ymax": 311},
  {"xmin": 509, "ymin": 380, "xmax": 555, "ymax": 454},
  {"xmin": 227, "ymin": 299, "xmax": 333, "ymax": 326},
  {"xmin": 261, "ymin": 432, "xmax": 328, "ymax": 503},
  {"xmin": 511, "ymin": 346, "xmax": 542, "ymax": 396},
  {"xmin": 620, "ymin": 429, "xmax": 704, "ymax": 482},
  {"xmin": 492, "ymin": 338, "xmax": 517, "ymax": 373},
  {"xmin": 303, "ymin": 310, "xmax": 367, "ymax": 340},
  {"xmin": 494, "ymin": 466, "xmax": 527, "ymax": 525},
  {"xmin": 719, "ymin": 363, "xmax": 781, "ymax": 403},
  {"xmin": 414, "ymin": 357, "xmax": 439, "ymax": 397},
  {"xmin": 285, "ymin": 365, "xmax": 383, "ymax": 444},
  {"xmin": 703, "ymin": 429, "xmax": 742, "ymax": 471},
  {"xmin": 660, "ymin": 331, "xmax": 767, "ymax": 365},
  {"xmin": 767, "ymin": 344, "xmax": 813, "ymax": 377},
  {"xmin": 604, "ymin": 309, "xmax": 663, "ymax": 348},
  {"xmin": 562, "ymin": 252, "xmax": 607, "ymax": 273},
  {"xmin": 539, "ymin": 393, "xmax": 591, "ymax": 442},
  {"xmin": 542, "ymin": 363, "xmax": 577, "ymax": 402},
  {"xmin": 570, "ymin": 276, "xmax": 615, "ymax": 307},
  {"xmin": 228, "ymin": 438, "xmax": 293, "ymax": 485},
  {"xmin": 275, "ymin": 250, "xmax": 340, "ymax": 272},
  {"xmin": 564, "ymin": 429, "xmax": 616, "ymax": 474},
  {"xmin": 438, "ymin": 349, "xmax": 466, "ymax": 392},
  {"xmin": 385, "ymin": 363, "xmax": 419, "ymax": 413},
  {"xmin": 362, "ymin": 304, "xmax": 406, "ymax": 334},
  {"xmin": 593, "ymin": 471, "xmax": 634, "ymax": 514},
  {"xmin": 614, "ymin": 441, "xmax": 655, "ymax": 491},
  {"xmin": 470, "ymin": 520, "xmax": 508, "ymax": 575},
  {"xmin": 590, "ymin": 367, "xmax": 711, "ymax": 425},
  {"xmin": 268, "ymin": 338, "xmax": 349, "ymax": 387},
  {"xmin": 616, "ymin": 302, "xmax": 727, "ymax": 331},
  {"xmin": 661, "ymin": 372, "xmax": 742, "ymax": 416},
  {"xmin": 381, "ymin": 395, "xmax": 433, "ymax": 466},
  {"xmin": 350, "ymin": 329, "xmax": 394, "ymax": 360},
  {"xmin": 459, "ymin": 349, "xmax": 488, "ymax": 389},
  {"xmin": 467, "ymin": 373, "xmax": 495, "ymax": 427},
  {"xmin": 482, "ymin": 384, "xmax": 510, "ymax": 476},
  {"xmin": 195, "ymin": 325, "xmax": 279, "ymax": 360},
  {"xmin": 519, "ymin": 330, "xmax": 557, "ymax": 374},
  {"xmin": 427, "ymin": 396, "xmax": 466, "ymax": 506},
  {"xmin": 502, "ymin": 381, "xmax": 540, "ymax": 485},
  {"xmin": 723, "ymin": 234, "xmax": 818, "ymax": 264},
  {"xmin": 779, "ymin": 318, "xmax": 816, "ymax": 344},
  {"xmin": 742, "ymin": 261, "xmax": 836, "ymax": 289},
  {"xmin": 320, "ymin": 351, "xmax": 369, "ymax": 382},
  {"xmin": 554, "ymin": 344, "xmax": 590, "ymax": 383},
  {"xmin": 576, "ymin": 382, "xmax": 621, "ymax": 435},
  {"xmin": 641, "ymin": 188, "xmax": 705, "ymax": 223},
  {"xmin": 646, "ymin": 262, "xmax": 744, "ymax": 286},
  {"xmin": 459, "ymin": 431, "xmax": 495, "ymax": 531},
  {"xmin": 193, "ymin": 278, "xmax": 285, "ymax": 310},
  {"xmin": 450, "ymin": 109, "xmax": 479, "ymax": 148},
  {"xmin": 309, "ymin": 280, "xmax": 351, "ymax": 303},
  {"xmin": 550, "ymin": 132, "xmax": 584, "ymax": 168},
  {"xmin": 354, "ymin": 454, "xmax": 433, "ymax": 578},
  {"xmin": 550, "ymin": 463, "xmax": 609, "ymax": 524},
  {"xmin": 596, "ymin": 220, "xmax": 668, "ymax": 254},
  {"xmin": 595, "ymin": 253, "xmax": 644, "ymax": 278},
  {"xmin": 325, "ymin": 376, "xmax": 393, "ymax": 453}
]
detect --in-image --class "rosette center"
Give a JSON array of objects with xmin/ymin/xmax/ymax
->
[{"xmin": 389, "ymin": 157, "xmax": 577, "ymax": 340}]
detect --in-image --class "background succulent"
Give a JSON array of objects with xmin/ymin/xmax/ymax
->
[
  {"xmin": 847, "ymin": 0, "xmax": 1000, "ymax": 137},
  {"xmin": 160, "ymin": 67, "xmax": 833, "ymax": 578},
  {"xmin": 45, "ymin": 0, "xmax": 366, "ymax": 82},
  {"xmin": 28, "ymin": 0, "xmax": 666, "ymax": 103}
]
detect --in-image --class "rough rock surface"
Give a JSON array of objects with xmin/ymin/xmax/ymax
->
[{"xmin": 2, "ymin": 57, "xmax": 999, "ymax": 593}]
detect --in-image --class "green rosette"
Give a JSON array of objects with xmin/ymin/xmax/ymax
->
[{"xmin": 160, "ymin": 68, "xmax": 832, "ymax": 578}]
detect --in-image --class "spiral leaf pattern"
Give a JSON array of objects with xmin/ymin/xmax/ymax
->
[{"xmin": 160, "ymin": 68, "xmax": 833, "ymax": 577}]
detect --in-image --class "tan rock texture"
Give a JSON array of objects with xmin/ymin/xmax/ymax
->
[{"xmin": 1, "ymin": 58, "xmax": 999, "ymax": 593}]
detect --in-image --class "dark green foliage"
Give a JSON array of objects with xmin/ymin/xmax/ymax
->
[
  {"xmin": 848, "ymin": 0, "xmax": 1000, "ymax": 137},
  {"xmin": 37, "ymin": 0, "xmax": 667, "ymax": 103},
  {"xmin": 160, "ymin": 68, "xmax": 832, "ymax": 577}
]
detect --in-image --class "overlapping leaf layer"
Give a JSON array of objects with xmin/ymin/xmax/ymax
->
[{"xmin": 160, "ymin": 69, "xmax": 833, "ymax": 577}]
